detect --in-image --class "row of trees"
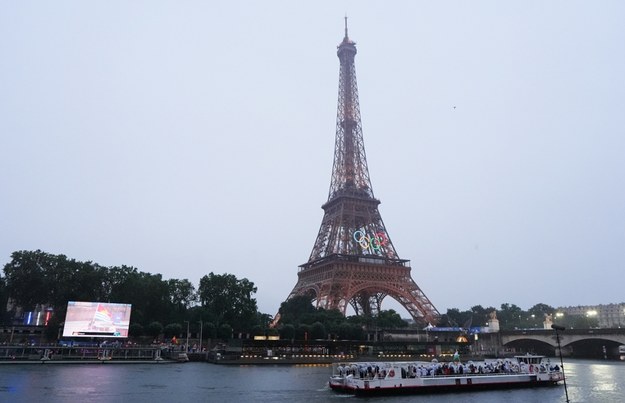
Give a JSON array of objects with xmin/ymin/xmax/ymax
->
[
  {"xmin": 1, "ymin": 250, "xmax": 597, "ymax": 343},
  {"xmin": 1, "ymin": 250, "xmax": 263, "ymax": 340},
  {"xmin": 0, "ymin": 251, "xmax": 417, "ymax": 343},
  {"xmin": 275, "ymin": 295, "xmax": 409, "ymax": 341},
  {"xmin": 441, "ymin": 303, "xmax": 598, "ymax": 330}
]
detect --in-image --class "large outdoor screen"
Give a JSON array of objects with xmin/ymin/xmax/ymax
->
[{"xmin": 62, "ymin": 301, "xmax": 132, "ymax": 338}]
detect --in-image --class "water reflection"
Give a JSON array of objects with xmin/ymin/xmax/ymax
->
[{"xmin": 565, "ymin": 360, "xmax": 624, "ymax": 403}]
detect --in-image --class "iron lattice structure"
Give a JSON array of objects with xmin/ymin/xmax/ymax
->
[{"xmin": 282, "ymin": 23, "xmax": 440, "ymax": 326}]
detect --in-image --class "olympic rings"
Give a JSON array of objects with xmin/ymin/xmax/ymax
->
[{"xmin": 353, "ymin": 230, "xmax": 388, "ymax": 251}]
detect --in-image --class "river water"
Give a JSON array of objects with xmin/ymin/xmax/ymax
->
[{"xmin": 0, "ymin": 359, "xmax": 623, "ymax": 402}]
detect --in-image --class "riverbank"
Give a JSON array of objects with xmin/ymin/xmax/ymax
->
[{"xmin": 0, "ymin": 345, "xmax": 183, "ymax": 364}]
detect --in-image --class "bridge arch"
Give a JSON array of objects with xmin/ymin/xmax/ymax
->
[
  {"xmin": 501, "ymin": 329, "xmax": 625, "ymax": 358},
  {"xmin": 503, "ymin": 337, "xmax": 555, "ymax": 356}
]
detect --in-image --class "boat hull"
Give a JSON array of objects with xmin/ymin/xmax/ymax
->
[{"xmin": 350, "ymin": 375, "xmax": 560, "ymax": 396}]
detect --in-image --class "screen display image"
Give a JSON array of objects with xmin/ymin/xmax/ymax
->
[{"xmin": 62, "ymin": 301, "xmax": 132, "ymax": 338}]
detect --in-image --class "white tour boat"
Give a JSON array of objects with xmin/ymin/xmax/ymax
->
[{"xmin": 329, "ymin": 354, "xmax": 564, "ymax": 396}]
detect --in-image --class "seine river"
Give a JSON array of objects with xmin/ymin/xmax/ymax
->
[{"xmin": 0, "ymin": 359, "xmax": 623, "ymax": 402}]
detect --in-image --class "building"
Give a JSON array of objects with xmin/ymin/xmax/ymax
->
[{"xmin": 557, "ymin": 303, "xmax": 625, "ymax": 328}]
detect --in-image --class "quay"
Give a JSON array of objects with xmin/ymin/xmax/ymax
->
[
  {"xmin": 0, "ymin": 344, "xmax": 184, "ymax": 364},
  {"xmin": 2, "ymin": 327, "xmax": 624, "ymax": 365},
  {"xmin": 208, "ymin": 327, "xmax": 625, "ymax": 364}
]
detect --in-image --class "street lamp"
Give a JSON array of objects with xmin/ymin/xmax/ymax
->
[
  {"xmin": 551, "ymin": 324, "xmax": 570, "ymax": 403},
  {"xmin": 198, "ymin": 319, "xmax": 203, "ymax": 352},
  {"xmin": 184, "ymin": 321, "xmax": 189, "ymax": 353}
]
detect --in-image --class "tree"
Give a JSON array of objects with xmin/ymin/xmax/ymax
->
[
  {"xmin": 129, "ymin": 323, "xmax": 144, "ymax": 338},
  {"xmin": 0, "ymin": 275, "xmax": 9, "ymax": 324},
  {"xmin": 3, "ymin": 250, "xmax": 55, "ymax": 311},
  {"xmin": 376, "ymin": 310, "xmax": 408, "ymax": 328},
  {"xmin": 441, "ymin": 308, "xmax": 463, "ymax": 327},
  {"xmin": 198, "ymin": 272, "xmax": 258, "ymax": 331},
  {"xmin": 203, "ymin": 322, "xmax": 217, "ymax": 339},
  {"xmin": 167, "ymin": 279, "xmax": 197, "ymax": 313},
  {"xmin": 255, "ymin": 312, "xmax": 273, "ymax": 329},
  {"xmin": 278, "ymin": 295, "xmax": 316, "ymax": 325},
  {"xmin": 108, "ymin": 268, "xmax": 172, "ymax": 325},
  {"xmin": 310, "ymin": 321, "xmax": 326, "ymax": 340},
  {"xmin": 217, "ymin": 324, "xmax": 233, "ymax": 340},
  {"xmin": 498, "ymin": 303, "xmax": 524, "ymax": 330},
  {"xmin": 296, "ymin": 324, "xmax": 311, "ymax": 340},
  {"xmin": 527, "ymin": 303, "xmax": 555, "ymax": 328},
  {"xmin": 164, "ymin": 323, "xmax": 182, "ymax": 339},
  {"xmin": 336, "ymin": 322, "xmax": 363, "ymax": 340},
  {"xmin": 2, "ymin": 250, "xmax": 112, "ymax": 315},
  {"xmin": 469, "ymin": 305, "xmax": 489, "ymax": 328},
  {"xmin": 146, "ymin": 321, "xmax": 163, "ymax": 340},
  {"xmin": 44, "ymin": 255, "xmax": 108, "ymax": 310},
  {"xmin": 251, "ymin": 325, "xmax": 263, "ymax": 336},
  {"xmin": 279, "ymin": 324, "xmax": 296, "ymax": 340}
]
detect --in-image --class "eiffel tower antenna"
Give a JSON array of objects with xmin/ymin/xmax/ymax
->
[{"xmin": 277, "ymin": 22, "xmax": 440, "ymax": 326}]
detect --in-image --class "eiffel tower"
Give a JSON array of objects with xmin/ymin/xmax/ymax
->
[{"xmin": 281, "ymin": 21, "xmax": 440, "ymax": 326}]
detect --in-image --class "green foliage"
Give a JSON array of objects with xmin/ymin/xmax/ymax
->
[
  {"xmin": 562, "ymin": 314, "xmax": 599, "ymax": 329},
  {"xmin": 167, "ymin": 279, "xmax": 197, "ymax": 312},
  {"xmin": 2, "ymin": 250, "xmax": 108, "ymax": 312},
  {"xmin": 497, "ymin": 303, "xmax": 524, "ymax": 329},
  {"xmin": 217, "ymin": 324, "xmax": 233, "ymax": 340},
  {"xmin": 296, "ymin": 323, "xmax": 311, "ymax": 340},
  {"xmin": 278, "ymin": 295, "xmax": 412, "ymax": 340},
  {"xmin": 146, "ymin": 321, "xmax": 164, "ymax": 340},
  {"xmin": 255, "ymin": 312, "xmax": 273, "ymax": 329},
  {"xmin": 526, "ymin": 303, "xmax": 555, "ymax": 328},
  {"xmin": 198, "ymin": 272, "xmax": 258, "ymax": 332},
  {"xmin": 376, "ymin": 310, "xmax": 408, "ymax": 328},
  {"xmin": 335, "ymin": 322, "xmax": 363, "ymax": 340},
  {"xmin": 278, "ymin": 295, "xmax": 316, "ymax": 325},
  {"xmin": 2, "ymin": 250, "xmax": 269, "ymax": 343},
  {"xmin": 279, "ymin": 295, "xmax": 352, "ymax": 338},
  {"xmin": 279, "ymin": 324, "xmax": 296, "ymax": 340},
  {"xmin": 441, "ymin": 305, "xmax": 497, "ymax": 328},
  {"xmin": 6, "ymin": 249, "xmax": 605, "ymax": 345},
  {"xmin": 203, "ymin": 322, "xmax": 217, "ymax": 339},
  {"xmin": 251, "ymin": 325, "xmax": 263, "ymax": 336},
  {"xmin": 442, "ymin": 303, "xmax": 561, "ymax": 331},
  {"xmin": 2, "ymin": 251, "xmax": 184, "ymax": 327},
  {"xmin": 310, "ymin": 321, "xmax": 326, "ymax": 340},
  {"xmin": 129, "ymin": 323, "xmax": 144, "ymax": 338},
  {"xmin": 164, "ymin": 323, "xmax": 183, "ymax": 338},
  {"xmin": 0, "ymin": 276, "xmax": 9, "ymax": 323}
]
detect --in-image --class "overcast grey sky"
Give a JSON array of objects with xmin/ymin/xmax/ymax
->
[{"xmin": 1, "ymin": 1, "xmax": 624, "ymax": 317}]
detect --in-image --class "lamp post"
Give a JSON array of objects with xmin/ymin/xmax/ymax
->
[
  {"xmin": 184, "ymin": 321, "xmax": 189, "ymax": 353},
  {"xmin": 551, "ymin": 324, "xmax": 570, "ymax": 403},
  {"xmin": 198, "ymin": 319, "xmax": 203, "ymax": 352}
]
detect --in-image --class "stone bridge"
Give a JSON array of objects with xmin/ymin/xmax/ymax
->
[
  {"xmin": 501, "ymin": 328, "xmax": 625, "ymax": 347},
  {"xmin": 500, "ymin": 328, "xmax": 625, "ymax": 357}
]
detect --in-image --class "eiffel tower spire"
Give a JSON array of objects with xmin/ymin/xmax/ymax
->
[
  {"xmin": 280, "ymin": 23, "xmax": 439, "ymax": 325},
  {"xmin": 330, "ymin": 16, "xmax": 372, "ymax": 200}
]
